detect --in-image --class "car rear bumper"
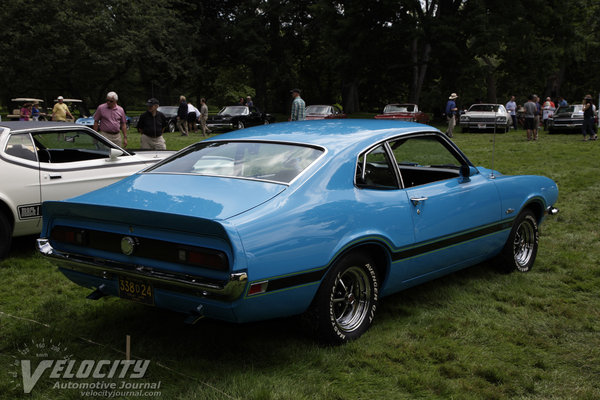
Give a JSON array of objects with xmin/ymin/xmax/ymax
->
[{"xmin": 37, "ymin": 238, "xmax": 248, "ymax": 302}]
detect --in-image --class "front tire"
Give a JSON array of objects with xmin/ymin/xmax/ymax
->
[
  {"xmin": 310, "ymin": 252, "xmax": 379, "ymax": 344},
  {"xmin": 0, "ymin": 212, "xmax": 13, "ymax": 259},
  {"xmin": 236, "ymin": 121, "xmax": 245, "ymax": 130},
  {"xmin": 497, "ymin": 210, "xmax": 539, "ymax": 273},
  {"xmin": 168, "ymin": 121, "xmax": 176, "ymax": 133}
]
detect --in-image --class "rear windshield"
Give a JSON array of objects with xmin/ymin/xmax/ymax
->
[{"xmin": 145, "ymin": 141, "xmax": 323, "ymax": 184}]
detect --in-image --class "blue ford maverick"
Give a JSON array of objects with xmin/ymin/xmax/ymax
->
[{"xmin": 37, "ymin": 120, "xmax": 559, "ymax": 343}]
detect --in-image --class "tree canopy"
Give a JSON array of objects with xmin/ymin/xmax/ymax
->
[{"xmin": 1, "ymin": 0, "xmax": 599, "ymax": 116}]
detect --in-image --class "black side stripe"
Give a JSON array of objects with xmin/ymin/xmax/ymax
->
[
  {"xmin": 262, "ymin": 219, "xmax": 514, "ymax": 294},
  {"xmin": 391, "ymin": 219, "xmax": 514, "ymax": 262}
]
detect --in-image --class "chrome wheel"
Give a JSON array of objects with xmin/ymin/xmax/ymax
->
[
  {"xmin": 513, "ymin": 218, "xmax": 536, "ymax": 271},
  {"xmin": 331, "ymin": 266, "xmax": 372, "ymax": 334},
  {"xmin": 496, "ymin": 210, "xmax": 538, "ymax": 273}
]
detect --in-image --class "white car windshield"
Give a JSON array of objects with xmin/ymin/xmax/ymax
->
[
  {"xmin": 146, "ymin": 141, "xmax": 323, "ymax": 184},
  {"xmin": 306, "ymin": 106, "xmax": 331, "ymax": 115},
  {"xmin": 384, "ymin": 104, "xmax": 414, "ymax": 113},
  {"xmin": 219, "ymin": 106, "xmax": 249, "ymax": 116},
  {"xmin": 468, "ymin": 104, "xmax": 502, "ymax": 112}
]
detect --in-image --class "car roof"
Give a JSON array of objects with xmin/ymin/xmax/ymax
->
[
  {"xmin": 205, "ymin": 119, "xmax": 438, "ymax": 152},
  {"xmin": 0, "ymin": 121, "xmax": 80, "ymax": 132}
]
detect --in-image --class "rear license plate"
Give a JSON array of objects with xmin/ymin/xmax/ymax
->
[
  {"xmin": 118, "ymin": 276, "xmax": 154, "ymax": 305},
  {"xmin": 477, "ymin": 123, "xmax": 486, "ymax": 129}
]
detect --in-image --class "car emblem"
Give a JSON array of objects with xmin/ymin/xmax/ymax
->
[{"xmin": 121, "ymin": 236, "xmax": 137, "ymax": 256}]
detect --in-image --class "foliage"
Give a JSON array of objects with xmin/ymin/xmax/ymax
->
[{"xmin": 1, "ymin": 0, "xmax": 600, "ymax": 116}]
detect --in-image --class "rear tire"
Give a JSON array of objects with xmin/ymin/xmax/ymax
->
[
  {"xmin": 0, "ymin": 212, "xmax": 13, "ymax": 259},
  {"xmin": 310, "ymin": 252, "xmax": 379, "ymax": 344},
  {"xmin": 496, "ymin": 210, "xmax": 539, "ymax": 273}
]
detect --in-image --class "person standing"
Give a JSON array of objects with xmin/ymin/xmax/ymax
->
[
  {"xmin": 532, "ymin": 95, "xmax": 541, "ymax": 140},
  {"xmin": 542, "ymin": 97, "xmax": 555, "ymax": 130},
  {"xmin": 20, "ymin": 103, "xmax": 32, "ymax": 121},
  {"xmin": 200, "ymin": 98, "xmax": 211, "ymax": 137},
  {"xmin": 93, "ymin": 91, "xmax": 128, "ymax": 147},
  {"xmin": 289, "ymin": 89, "xmax": 305, "ymax": 121},
  {"xmin": 246, "ymin": 96, "xmax": 254, "ymax": 107},
  {"xmin": 52, "ymin": 96, "xmax": 74, "ymax": 121},
  {"xmin": 137, "ymin": 98, "xmax": 168, "ymax": 150},
  {"xmin": 187, "ymin": 102, "xmax": 200, "ymax": 133},
  {"xmin": 523, "ymin": 95, "xmax": 537, "ymax": 141},
  {"xmin": 506, "ymin": 96, "xmax": 517, "ymax": 130},
  {"xmin": 31, "ymin": 102, "xmax": 42, "ymax": 121},
  {"xmin": 177, "ymin": 95, "xmax": 188, "ymax": 136},
  {"xmin": 445, "ymin": 93, "xmax": 458, "ymax": 138},
  {"xmin": 558, "ymin": 97, "xmax": 568, "ymax": 107},
  {"xmin": 582, "ymin": 95, "xmax": 596, "ymax": 141}
]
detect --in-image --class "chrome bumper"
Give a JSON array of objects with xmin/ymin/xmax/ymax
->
[{"xmin": 37, "ymin": 238, "xmax": 247, "ymax": 301}]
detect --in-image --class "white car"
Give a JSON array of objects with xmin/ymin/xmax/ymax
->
[
  {"xmin": 0, "ymin": 121, "xmax": 174, "ymax": 258},
  {"xmin": 459, "ymin": 104, "xmax": 511, "ymax": 133}
]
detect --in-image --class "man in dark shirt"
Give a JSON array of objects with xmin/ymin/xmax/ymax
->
[
  {"xmin": 137, "ymin": 98, "xmax": 168, "ymax": 150},
  {"xmin": 177, "ymin": 95, "xmax": 189, "ymax": 136}
]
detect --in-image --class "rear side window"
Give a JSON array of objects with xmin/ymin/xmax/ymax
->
[{"xmin": 5, "ymin": 133, "xmax": 36, "ymax": 161}]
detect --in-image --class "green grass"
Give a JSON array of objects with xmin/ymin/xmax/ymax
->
[{"xmin": 1, "ymin": 124, "xmax": 599, "ymax": 399}]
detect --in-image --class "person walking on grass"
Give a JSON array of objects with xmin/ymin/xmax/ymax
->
[
  {"xmin": 137, "ymin": 98, "xmax": 168, "ymax": 150},
  {"xmin": 93, "ymin": 91, "xmax": 128, "ymax": 147}
]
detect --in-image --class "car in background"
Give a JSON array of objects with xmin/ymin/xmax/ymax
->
[
  {"xmin": 7, "ymin": 98, "xmax": 48, "ymax": 121},
  {"xmin": 207, "ymin": 105, "xmax": 274, "ymax": 131},
  {"xmin": 305, "ymin": 105, "xmax": 346, "ymax": 120},
  {"xmin": 157, "ymin": 106, "xmax": 178, "ymax": 133},
  {"xmin": 459, "ymin": 103, "xmax": 511, "ymax": 133},
  {"xmin": 0, "ymin": 121, "xmax": 173, "ymax": 259},
  {"xmin": 547, "ymin": 104, "xmax": 597, "ymax": 133},
  {"xmin": 76, "ymin": 114, "xmax": 133, "ymax": 129},
  {"xmin": 374, "ymin": 104, "xmax": 429, "ymax": 124},
  {"xmin": 37, "ymin": 120, "xmax": 558, "ymax": 343}
]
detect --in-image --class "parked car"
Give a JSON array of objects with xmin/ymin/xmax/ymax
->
[
  {"xmin": 7, "ymin": 98, "xmax": 48, "ymax": 121},
  {"xmin": 460, "ymin": 104, "xmax": 511, "ymax": 133},
  {"xmin": 547, "ymin": 104, "xmax": 597, "ymax": 133},
  {"xmin": 305, "ymin": 105, "xmax": 346, "ymax": 120},
  {"xmin": 0, "ymin": 121, "xmax": 173, "ymax": 258},
  {"xmin": 156, "ymin": 106, "xmax": 178, "ymax": 133},
  {"xmin": 37, "ymin": 120, "xmax": 559, "ymax": 343},
  {"xmin": 374, "ymin": 103, "xmax": 429, "ymax": 124},
  {"xmin": 76, "ymin": 114, "xmax": 133, "ymax": 129},
  {"xmin": 206, "ymin": 105, "xmax": 274, "ymax": 131}
]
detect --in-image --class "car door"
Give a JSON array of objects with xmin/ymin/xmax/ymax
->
[
  {"xmin": 1, "ymin": 132, "xmax": 42, "ymax": 235},
  {"xmin": 34, "ymin": 128, "xmax": 149, "ymax": 203},
  {"xmin": 388, "ymin": 134, "xmax": 503, "ymax": 284}
]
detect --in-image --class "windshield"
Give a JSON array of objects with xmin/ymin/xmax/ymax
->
[
  {"xmin": 306, "ymin": 106, "xmax": 330, "ymax": 115},
  {"xmin": 557, "ymin": 105, "xmax": 582, "ymax": 114},
  {"xmin": 384, "ymin": 104, "xmax": 415, "ymax": 113},
  {"xmin": 468, "ymin": 104, "xmax": 501, "ymax": 112},
  {"xmin": 219, "ymin": 106, "xmax": 248, "ymax": 116},
  {"xmin": 146, "ymin": 141, "xmax": 324, "ymax": 184}
]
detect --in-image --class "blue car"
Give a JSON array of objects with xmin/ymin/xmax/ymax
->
[
  {"xmin": 76, "ymin": 115, "xmax": 132, "ymax": 129},
  {"xmin": 37, "ymin": 120, "xmax": 559, "ymax": 343}
]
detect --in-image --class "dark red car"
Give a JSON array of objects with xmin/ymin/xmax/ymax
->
[
  {"xmin": 374, "ymin": 103, "xmax": 429, "ymax": 124},
  {"xmin": 305, "ymin": 105, "xmax": 346, "ymax": 120}
]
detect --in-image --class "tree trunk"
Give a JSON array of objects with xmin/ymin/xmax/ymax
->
[
  {"xmin": 409, "ymin": 38, "xmax": 431, "ymax": 104},
  {"xmin": 342, "ymin": 81, "xmax": 360, "ymax": 114}
]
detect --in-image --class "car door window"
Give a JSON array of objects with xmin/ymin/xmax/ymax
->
[
  {"xmin": 388, "ymin": 136, "xmax": 461, "ymax": 188},
  {"xmin": 32, "ymin": 130, "xmax": 115, "ymax": 163},
  {"xmin": 356, "ymin": 144, "xmax": 398, "ymax": 189},
  {"xmin": 5, "ymin": 133, "xmax": 37, "ymax": 161}
]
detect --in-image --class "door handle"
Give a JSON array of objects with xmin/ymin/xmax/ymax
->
[
  {"xmin": 410, "ymin": 197, "xmax": 428, "ymax": 206},
  {"xmin": 49, "ymin": 174, "xmax": 62, "ymax": 180}
]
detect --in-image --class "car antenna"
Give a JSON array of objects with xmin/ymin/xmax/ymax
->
[{"xmin": 490, "ymin": 105, "xmax": 496, "ymax": 179}]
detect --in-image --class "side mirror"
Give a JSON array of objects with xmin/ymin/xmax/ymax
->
[
  {"xmin": 108, "ymin": 148, "xmax": 124, "ymax": 161},
  {"xmin": 459, "ymin": 164, "xmax": 472, "ymax": 183}
]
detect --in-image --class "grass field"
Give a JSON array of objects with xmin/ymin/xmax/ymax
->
[{"xmin": 1, "ymin": 123, "xmax": 599, "ymax": 399}]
